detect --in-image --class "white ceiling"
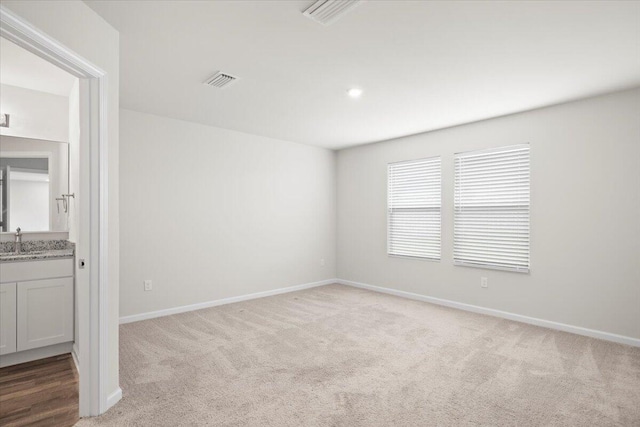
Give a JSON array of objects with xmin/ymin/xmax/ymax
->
[
  {"xmin": 86, "ymin": 0, "xmax": 640, "ymax": 149},
  {"xmin": 0, "ymin": 37, "xmax": 77, "ymax": 97}
]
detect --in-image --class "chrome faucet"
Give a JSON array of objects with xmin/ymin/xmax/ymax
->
[{"xmin": 14, "ymin": 227, "xmax": 22, "ymax": 254}]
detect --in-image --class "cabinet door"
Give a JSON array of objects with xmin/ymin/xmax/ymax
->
[
  {"xmin": 17, "ymin": 277, "xmax": 73, "ymax": 351},
  {"xmin": 0, "ymin": 282, "xmax": 17, "ymax": 355}
]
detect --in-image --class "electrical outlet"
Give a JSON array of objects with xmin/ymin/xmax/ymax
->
[
  {"xmin": 480, "ymin": 277, "xmax": 488, "ymax": 289},
  {"xmin": 144, "ymin": 280, "xmax": 153, "ymax": 291},
  {"xmin": 320, "ymin": 258, "xmax": 325, "ymax": 267}
]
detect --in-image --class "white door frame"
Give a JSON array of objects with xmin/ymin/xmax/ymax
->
[{"xmin": 0, "ymin": 6, "xmax": 113, "ymax": 416}]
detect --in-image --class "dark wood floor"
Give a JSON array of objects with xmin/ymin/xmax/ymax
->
[{"xmin": 0, "ymin": 354, "xmax": 79, "ymax": 427}]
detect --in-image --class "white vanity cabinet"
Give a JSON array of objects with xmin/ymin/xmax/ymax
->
[
  {"xmin": 0, "ymin": 283, "xmax": 17, "ymax": 355},
  {"xmin": 0, "ymin": 258, "xmax": 74, "ymax": 360},
  {"xmin": 17, "ymin": 277, "xmax": 74, "ymax": 351}
]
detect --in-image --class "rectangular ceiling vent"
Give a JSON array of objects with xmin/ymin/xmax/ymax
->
[
  {"xmin": 203, "ymin": 71, "xmax": 238, "ymax": 88},
  {"xmin": 303, "ymin": 0, "xmax": 363, "ymax": 26}
]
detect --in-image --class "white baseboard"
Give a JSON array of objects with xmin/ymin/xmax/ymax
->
[
  {"xmin": 0, "ymin": 342, "xmax": 73, "ymax": 368},
  {"xmin": 337, "ymin": 279, "xmax": 640, "ymax": 348},
  {"xmin": 119, "ymin": 279, "xmax": 337, "ymax": 324},
  {"xmin": 105, "ymin": 387, "xmax": 122, "ymax": 411}
]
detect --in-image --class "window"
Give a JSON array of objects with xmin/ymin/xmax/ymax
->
[
  {"xmin": 454, "ymin": 144, "xmax": 530, "ymax": 272},
  {"xmin": 388, "ymin": 157, "xmax": 441, "ymax": 260}
]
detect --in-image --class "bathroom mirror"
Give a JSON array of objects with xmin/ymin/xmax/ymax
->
[{"xmin": 0, "ymin": 135, "xmax": 69, "ymax": 232}]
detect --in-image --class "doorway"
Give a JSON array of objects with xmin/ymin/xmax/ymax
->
[{"xmin": 1, "ymin": 5, "xmax": 113, "ymax": 416}]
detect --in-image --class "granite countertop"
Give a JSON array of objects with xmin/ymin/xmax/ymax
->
[{"xmin": 0, "ymin": 240, "xmax": 75, "ymax": 262}]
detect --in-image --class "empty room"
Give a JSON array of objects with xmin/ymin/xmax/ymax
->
[{"xmin": 0, "ymin": 1, "xmax": 638, "ymax": 426}]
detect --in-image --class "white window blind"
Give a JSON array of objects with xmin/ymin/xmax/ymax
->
[
  {"xmin": 388, "ymin": 157, "xmax": 441, "ymax": 260},
  {"xmin": 454, "ymin": 144, "xmax": 530, "ymax": 272}
]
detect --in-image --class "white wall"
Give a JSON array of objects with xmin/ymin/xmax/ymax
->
[
  {"xmin": 337, "ymin": 88, "xmax": 640, "ymax": 340},
  {"xmin": 0, "ymin": 84, "xmax": 69, "ymax": 142},
  {"xmin": 119, "ymin": 109, "xmax": 336, "ymax": 317},
  {"xmin": 3, "ymin": 0, "xmax": 121, "ymax": 404}
]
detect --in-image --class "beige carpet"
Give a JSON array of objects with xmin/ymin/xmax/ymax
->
[{"xmin": 77, "ymin": 284, "xmax": 640, "ymax": 426}]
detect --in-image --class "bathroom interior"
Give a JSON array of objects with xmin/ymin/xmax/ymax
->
[{"xmin": 0, "ymin": 35, "xmax": 82, "ymax": 421}]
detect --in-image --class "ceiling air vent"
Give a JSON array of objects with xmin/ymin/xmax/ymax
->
[
  {"xmin": 302, "ymin": 0, "xmax": 363, "ymax": 26},
  {"xmin": 203, "ymin": 71, "xmax": 238, "ymax": 88}
]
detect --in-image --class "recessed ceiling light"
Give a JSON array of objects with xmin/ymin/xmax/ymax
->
[{"xmin": 347, "ymin": 88, "xmax": 363, "ymax": 98}]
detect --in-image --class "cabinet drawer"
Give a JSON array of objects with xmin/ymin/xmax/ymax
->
[{"xmin": 0, "ymin": 258, "xmax": 73, "ymax": 283}]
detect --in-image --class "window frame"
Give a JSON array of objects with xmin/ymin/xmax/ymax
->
[
  {"xmin": 453, "ymin": 144, "xmax": 531, "ymax": 273},
  {"xmin": 387, "ymin": 156, "xmax": 442, "ymax": 261}
]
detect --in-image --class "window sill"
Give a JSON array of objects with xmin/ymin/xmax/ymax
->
[
  {"xmin": 454, "ymin": 261, "xmax": 530, "ymax": 274},
  {"xmin": 388, "ymin": 254, "xmax": 440, "ymax": 263}
]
